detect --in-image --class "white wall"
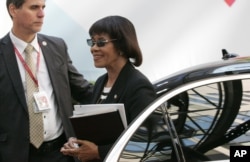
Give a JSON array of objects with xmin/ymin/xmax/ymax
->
[{"xmin": 1, "ymin": 0, "xmax": 250, "ymax": 82}]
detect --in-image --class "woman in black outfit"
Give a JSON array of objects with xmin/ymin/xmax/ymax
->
[{"xmin": 61, "ymin": 15, "xmax": 157, "ymax": 162}]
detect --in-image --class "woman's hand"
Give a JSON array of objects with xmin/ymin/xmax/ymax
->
[{"xmin": 61, "ymin": 137, "xmax": 100, "ymax": 161}]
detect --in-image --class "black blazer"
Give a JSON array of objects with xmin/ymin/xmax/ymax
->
[
  {"xmin": 0, "ymin": 33, "xmax": 92, "ymax": 162},
  {"xmin": 91, "ymin": 62, "xmax": 157, "ymax": 159}
]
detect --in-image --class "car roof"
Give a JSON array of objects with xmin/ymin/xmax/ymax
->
[{"xmin": 154, "ymin": 56, "xmax": 250, "ymax": 93}]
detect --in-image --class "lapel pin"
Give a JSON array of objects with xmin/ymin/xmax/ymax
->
[
  {"xmin": 114, "ymin": 94, "xmax": 117, "ymax": 99},
  {"xmin": 42, "ymin": 41, "xmax": 47, "ymax": 46}
]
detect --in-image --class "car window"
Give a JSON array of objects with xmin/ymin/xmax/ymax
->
[{"xmin": 112, "ymin": 78, "xmax": 250, "ymax": 162}]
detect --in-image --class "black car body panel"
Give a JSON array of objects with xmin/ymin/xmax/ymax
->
[{"xmin": 154, "ymin": 56, "xmax": 250, "ymax": 95}]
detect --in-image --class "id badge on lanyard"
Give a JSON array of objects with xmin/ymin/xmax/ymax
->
[
  {"xmin": 33, "ymin": 91, "xmax": 51, "ymax": 113},
  {"xmin": 14, "ymin": 45, "xmax": 52, "ymax": 113}
]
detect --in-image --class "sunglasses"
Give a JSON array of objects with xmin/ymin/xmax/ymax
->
[{"xmin": 86, "ymin": 39, "xmax": 117, "ymax": 47}]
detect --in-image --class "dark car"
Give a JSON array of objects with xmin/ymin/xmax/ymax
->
[{"xmin": 105, "ymin": 55, "xmax": 250, "ymax": 162}]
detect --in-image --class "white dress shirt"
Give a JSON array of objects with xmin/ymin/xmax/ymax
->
[{"xmin": 10, "ymin": 31, "xmax": 63, "ymax": 141}]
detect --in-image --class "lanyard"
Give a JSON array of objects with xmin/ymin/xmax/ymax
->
[{"xmin": 14, "ymin": 45, "xmax": 41, "ymax": 86}]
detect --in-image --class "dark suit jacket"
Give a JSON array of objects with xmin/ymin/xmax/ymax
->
[
  {"xmin": 91, "ymin": 62, "xmax": 157, "ymax": 160},
  {"xmin": 0, "ymin": 33, "xmax": 92, "ymax": 162}
]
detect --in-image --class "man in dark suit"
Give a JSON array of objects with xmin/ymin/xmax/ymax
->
[{"xmin": 0, "ymin": 0, "xmax": 93, "ymax": 161}]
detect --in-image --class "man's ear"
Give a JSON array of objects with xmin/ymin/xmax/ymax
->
[{"xmin": 8, "ymin": 4, "xmax": 17, "ymax": 18}]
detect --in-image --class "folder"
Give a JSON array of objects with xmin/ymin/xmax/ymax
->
[{"xmin": 70, "ymin": 104, "xmax": 127, "ymax": 145}]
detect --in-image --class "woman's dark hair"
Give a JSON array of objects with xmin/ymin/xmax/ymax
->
[{"xmin": 89, "ymin": 15, "xmax": 143, "ymax": 66}]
